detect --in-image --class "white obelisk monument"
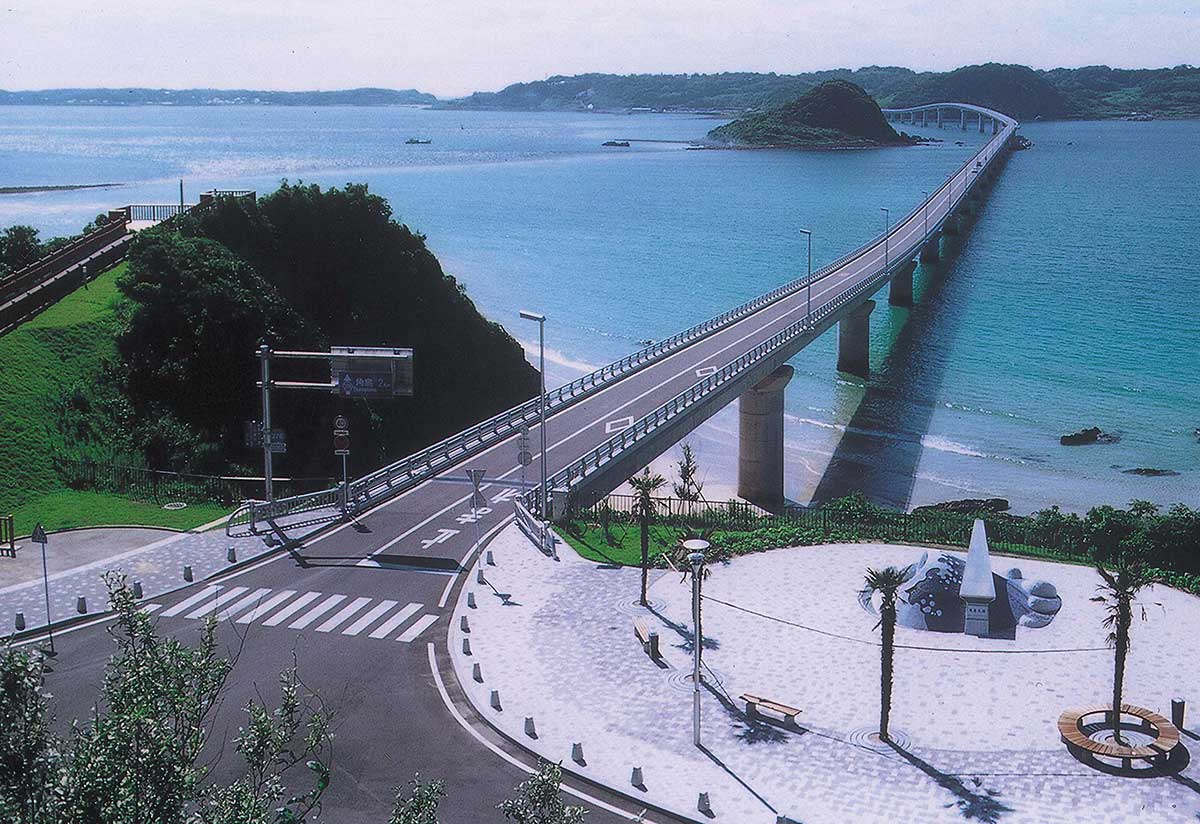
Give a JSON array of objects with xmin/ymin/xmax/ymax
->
[{"xmin": 960, "ymin": 519, "xmax": 996, "ymax": 637}]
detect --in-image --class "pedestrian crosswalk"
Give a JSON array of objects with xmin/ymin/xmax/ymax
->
[{"xmin": 146, "ymin": 586, "xmax": 439, "ymax": 643}]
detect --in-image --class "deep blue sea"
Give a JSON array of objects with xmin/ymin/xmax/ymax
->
[{"xmin": 1, "ymin": 106, "xmax": 1195, "ymax": 513}]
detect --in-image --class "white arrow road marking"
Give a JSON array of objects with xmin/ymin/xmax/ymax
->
[
  {"xmin": 490, "ymin": 488, "xmax": 519, "ymax": 504},
  {"xmin": 455, "ymin": 507, "xmax": 492, "ymax": 524},
  {"xmin": 420, "ymin": 528, "xmax": 460, "ymax": 548}
]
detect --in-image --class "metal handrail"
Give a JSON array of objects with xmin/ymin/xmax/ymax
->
[{"xmin": 243, "ymin": 103, "xmax": 1016, "ymax": 534}]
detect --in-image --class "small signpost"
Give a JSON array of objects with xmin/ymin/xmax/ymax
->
[
  {"xmin": 267, "ymin": 430, "xmax": 287, "ymax": 454},
  {"xmin": 466, "ymin": 469, "xmax": 487, "ymax": 557},
  {"xmin": 31, "ymin": 523, "xmax": 54, "ymax": 655},
  {"xmin": 243, "ymin": 420, "xmax": 263, "ymax": 449},
  {"xmin": 334, "ymin": 416, "xmax": 350, "ymax": 509}
]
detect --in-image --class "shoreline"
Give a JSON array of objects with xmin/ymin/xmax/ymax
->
[{"xmin": 0, "ymin": 183, "xmax": 121, "ymax": 195}]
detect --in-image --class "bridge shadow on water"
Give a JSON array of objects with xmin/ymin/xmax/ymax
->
[{"xmin": 809, "ymin": 230, "xmax": 978, "ymax": 511}]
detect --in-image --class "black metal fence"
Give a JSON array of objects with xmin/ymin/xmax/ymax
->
[
  {"xmin": 0, "ymin": 515, "xmax": 13, "ymax": 557},
  {"xmin": 58, "ymin": 459, "xmax": 333, "ymax": 509},
  {"xmin": 571, "ymin": 494, "xmax": 1090, "ymax": 562}
]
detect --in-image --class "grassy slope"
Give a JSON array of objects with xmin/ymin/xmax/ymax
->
[
  {"xmin": 0, "ymin": 264, "xmax": 225, "ymax": 533},
  {"xmin": 559, "ymin": 522, "xmax": 680, "ymax": 566}
]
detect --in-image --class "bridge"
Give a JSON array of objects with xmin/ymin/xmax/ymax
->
[{"xmin": 245, "ymin": 101, "xmax": 1017, "ymax": 546}]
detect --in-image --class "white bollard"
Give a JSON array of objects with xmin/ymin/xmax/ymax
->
[
  {"xmin": 524, "ymin": 716, "xmax": 537, "ymax": 738},
  {"xmin": 473, "ymin": 662, "xmax": 483, "ymax": 682},
  {"xmin": 476, "ymin": 569, "xmax": 486, "ymax": 585},
  {"xmin": 485, "ymin": 550, "xmax": 495, "ymax": 566},
  {"xmin": 226, "ymin": 546, "xmax": 237, "ymax": 563},
  {"xmin": 76, "ymin": 596, "xmax": 87, "ymax": 614},
  {"xmin": 462, "ymin": 638, "xmax": 472, "ymax": 655},
  {"xmin": 631, "ymin": 766, "xmax": 644, "ymax": 787},
  {"xmin": 489, "ymin": 690, "xmax": 501, "ymax": 711},
  {"xmin": 131, "ymin": 581, "xmax": 143, "ymax": 599},
  {"xmin": 467, "ymin": 591, "xmax": 476, "ymax": 608},
  {"xmin": 460, "ymin": 615, "xmax": 470, "ymax": 633},
  {"xmin": 14, "ymin": 612, "xmax": 25, "ymax": 632},
  {"xmin": 698, "ymin": 792, "xmax": 712, "ymax": 814},
  {"xmin": 183, "ymin": 565, "xmax": 193, "ymax": 582},
  {"xmin": 571, "ymin": 742, "xmax": 585, "ymax": 764}
]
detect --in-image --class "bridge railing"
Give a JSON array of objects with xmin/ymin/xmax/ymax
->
[{"xmin": 241, "ymin": 106, "xmax": 1017, "ymax": 535}]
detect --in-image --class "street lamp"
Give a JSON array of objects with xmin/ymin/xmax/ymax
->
[
  {"xmin": 880, "ymin": 207, "xmax": 891, "ymax": 271},
  {"xmin": 684, "ymin": 539, "xmax": 709, "ymax": 748},
  {"xmin": 519, "ymin": 310, "xmax": 548, "ymax": 544},
  {"xmin": 798, "ymin": 229, "xmax": 812, "ymax": 323},
  {"xmin": 920, "ymin": 191, "xmax": 929, "ymax": 239}
]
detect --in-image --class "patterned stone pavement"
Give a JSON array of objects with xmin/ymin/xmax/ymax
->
[
  {"xmin": 452, "ymin": 526, "xmax": 1200, "ymax": 823},
  {"xmin": 1, "ymin": 519, "xmax": 291, "ymax": 635}
]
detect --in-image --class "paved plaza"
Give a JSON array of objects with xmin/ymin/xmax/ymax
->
[{"xmin": 451, "ymin": 525, "xmax": 1200, "ymax": 823}]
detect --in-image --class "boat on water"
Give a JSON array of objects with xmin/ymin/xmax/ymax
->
[
  {"xmin": 601, "ymin": 140, "xmax": 631, "ymax": 147},
  {"xmin": 405, "ymin": 138, "xmax": 432, "ymax": 144},
  {"xmin": 1121, "ymin": 112, "xmax": 1154, "ymax": 122}
]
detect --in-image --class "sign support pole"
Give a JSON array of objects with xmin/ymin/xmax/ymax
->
[
  {"xmin": 32, "ymin": 524, "xmax": 54, "ymax": 655},
  {"xmin": 259, "ymin": 345, "xmax": 273, "ymax": 503}
]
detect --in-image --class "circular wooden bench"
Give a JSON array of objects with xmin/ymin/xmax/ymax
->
[{"xmin": 1058, "ymin": 704, "xmax": 1181, "ymax": 770}]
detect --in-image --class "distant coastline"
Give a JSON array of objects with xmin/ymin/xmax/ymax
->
[{"xmin": 0, "ymin": 183, "xmax": 121, "ymax": 195}]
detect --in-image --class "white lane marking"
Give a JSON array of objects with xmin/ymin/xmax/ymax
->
[
  {"xmin": 159, "ymin": 586, "xmax": 221, "ymax": 617},
  {"xmin": 425, "ymin": 644, "xmax": 644, "ymax": 820},
  {"xmin": 604, "ymin": 415, "xmax": 634, "ymax": 434},
  {"xmin": 214, "ymin": 587, "xmax": 272, "ymax": 621},
  {"xmin": 288, "ymin": 594, "xmax": 346, "ymax": 629},
  {"xmin": 342, "ymin": 599, "xmax": 399, "ymax": 636},
  {"xmin": 397, "ymin": 614, "xmax": 438, "ymax": 643},
  {"xmin": 315, "ymin": 596, "xmax": 372, "ymax": 633},
  {"xmin": 262, "ymin": 591, "xmax": 322, "ymax": 626},
  {"xmin": 438, "ymin": 518, "xmax": 512, "ymax": 610},
  {"xmin": 235, "ymin": 590, "xmax": 296, "ymax": 624},
  {"xmin": 368, "ymin": 602, "xmax": 421, "ymax": 639},
  {"xmin": 185, "ymin": 586, "xmax": 250, "ymax": 619},
  {"xmin": 140, "ymin": 603, "xmax": 162, "ymax": 614}
]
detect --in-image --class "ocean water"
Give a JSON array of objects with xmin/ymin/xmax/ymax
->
[{"xmin": 1, "ymin": 106, "xmax": 1195, "ymax": 513}]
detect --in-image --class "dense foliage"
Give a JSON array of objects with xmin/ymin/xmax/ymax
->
[
  {"xmin": 0, "ymin": 224, "xmax": 78, "ymax": 278},
  {"xmin": 707, "ymin": 80, "xmax": 907, "ymax": 147},
  {"xmin": 450, "ymin": 64, "xmax": 1200, "ymax": 119},
  {"xmin": 112, "ymin": 183, "xmax": 539, "ymax": 477}
]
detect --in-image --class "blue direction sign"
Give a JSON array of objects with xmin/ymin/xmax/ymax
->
[{"xmin": 330, "ymin": 346, "xmax": 413, "ymax": 398}]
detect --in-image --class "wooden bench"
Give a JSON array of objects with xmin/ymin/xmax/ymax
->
[
  {"xmin": 740, "ymin": 693, "xmax": 802, "ymax": 727},
  {"xmin": 633, "ymin": 619, "xmax": 659, "ymax": 659},
  {"xmin": 1058, "ymin": 704, "xmax": 1181, "ymax": 769}
]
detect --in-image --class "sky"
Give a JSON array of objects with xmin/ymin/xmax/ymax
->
[{"xmin": 1, "ymin": 0, "xmax": 1195, "ymax": 98}]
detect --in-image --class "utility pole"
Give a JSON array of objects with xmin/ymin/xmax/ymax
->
[
  {"xmin": 259, "ymin": 345, "xmax": 273, "ymax": 503},
  {"xmin": 519, "ymin": 310, "xmax": 548, "ymax": 546}
]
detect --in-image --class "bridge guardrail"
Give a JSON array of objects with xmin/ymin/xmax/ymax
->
[{"xmin": 242, "ymin": 104, "xmax": 1016, "ymax": 535}]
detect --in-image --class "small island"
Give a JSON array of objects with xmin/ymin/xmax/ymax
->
[{"xmin": 707, "ymin": 79, "xmax": 918, "ymax": 149}]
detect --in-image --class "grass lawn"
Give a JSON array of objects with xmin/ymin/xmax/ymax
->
[
  {"xmin": 12, "ymin": 489, "xmax": 227, "ymax": 534},
  {"xmin": 0, "ymin": 264, "xmax": 229, "ymax": 533},
  {"xmin": 559, "ymin": 521, "xmax": 682, "ymax": 566}
]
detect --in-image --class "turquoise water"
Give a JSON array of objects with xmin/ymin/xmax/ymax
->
[{"xmin": 1, "ymin": 107, "xmax": 1195, "ymax": 513}]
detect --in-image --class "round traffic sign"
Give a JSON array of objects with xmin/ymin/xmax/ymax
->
[
  {"xmin": 334, "ymin": 415, "xmax": 350, "ymax": 430},
  {"xmin": 518, "ymin": 450, "xmax": 533, "ymax": 466}
]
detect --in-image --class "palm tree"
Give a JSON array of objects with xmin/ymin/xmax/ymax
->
[
  {"xmin": 860, "ymin": 565, "xmax": 913, "ymax": 742},
  {"xmin": 1092, "ymin": 551, "xmax": 1155, "ymax": 745},
  {"xmin": 628, "ymin": 468, "xmax": 666, "ymax": 606}
]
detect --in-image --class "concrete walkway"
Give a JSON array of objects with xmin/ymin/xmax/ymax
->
[
  {"xmin": 451, "ymin": 526, "xmax": 1200, "ymax": 823},
  {"xmin": 1, "ymin": 518, "xmax": 303, "ymax": 635}
]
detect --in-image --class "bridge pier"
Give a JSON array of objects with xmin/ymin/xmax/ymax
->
[
  {"xmin": 837, "ymin": 299, "xmax": 874, "ymax": 379},
  {"xmin": 937, "ymin": 109, "xmax": 944, "ymax": 128},
  {"xmin": 737, "ymin": 365, "xmax": 794, "ymax": 513},
  {"xmin": 960, "ymin": 111, "xmax": 966, "ymax": 130},
  {"xmin": 889, "ymin": 261, "xmax": 916, "ymax": 306},
  {"xmin": 919, "ymin": 110, "xmax": 927, "ymax": 126},
  {"xmin": 943, "ymin": 215, "xmax": 961, "ymax": 236},
  {"xmin": 919, "ymin": 231, "xmax": 942, "ymax": 262},
  {"xmin": 992, "ymin": 118, "xmax": 999, "ymax": 135},
  {"xmin": 979, "ymin": 116, "xmax": 986, "ymax": 133}
]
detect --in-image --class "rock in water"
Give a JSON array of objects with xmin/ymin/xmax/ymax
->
[
  {"xmin": 1060, "ymin": 427, "xmax": 1119, "ymax": 446},
  {"xmin": 912, "ymin": 498, "xmax": 1010, "ymax": 515},
  {"xmin": 1122, "ymin": 467, "xmax": 1180, "ymax": 477}
]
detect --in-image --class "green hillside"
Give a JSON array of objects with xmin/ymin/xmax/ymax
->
[
  {"xmin": 0, "ymin": 264, "xmax": 225, "ymax": 533},
  {"xmin": 708, "ymin": 80, "xmax": 909, "ymax": 148}
]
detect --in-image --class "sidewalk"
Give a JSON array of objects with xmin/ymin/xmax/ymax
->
[
  {"xmin": 449, "ymin": 524, "xmax": 1200, "ymax": 824},
  {"xmin": 1, "ymin": 517, "xmax": 296, "ymax": 635}
]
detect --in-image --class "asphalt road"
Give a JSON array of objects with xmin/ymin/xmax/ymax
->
[{"xmin": 35, "ymin": 109, "xmax": 1013, "ymax": 823}]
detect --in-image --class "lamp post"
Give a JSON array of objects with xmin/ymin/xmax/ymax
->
[
  {"xmin": 684, "ymin": 539, "xmax": 709, "ymax": 748},
  {"xmin": 920, "ymin": 191, "xmax": 929, "ymax": 239},
  {"xmin": 880, "ymin": 207, "xmax": 891, "ymax": 271},
  {"xmin": 258, "ymin": 345, "xmax": 273, "ymax": 503},
  {"xmin": 519, "ymin": 310, "xmax": 548, "ymax": 544},
  {"xmin": 798, "ymin": 229, "xmax": 812, "ymax": 324}
]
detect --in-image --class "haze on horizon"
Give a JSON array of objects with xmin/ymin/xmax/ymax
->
[{"xmin": 0, "ymin": 0, "xmax": 1195, "ymax": 98}]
